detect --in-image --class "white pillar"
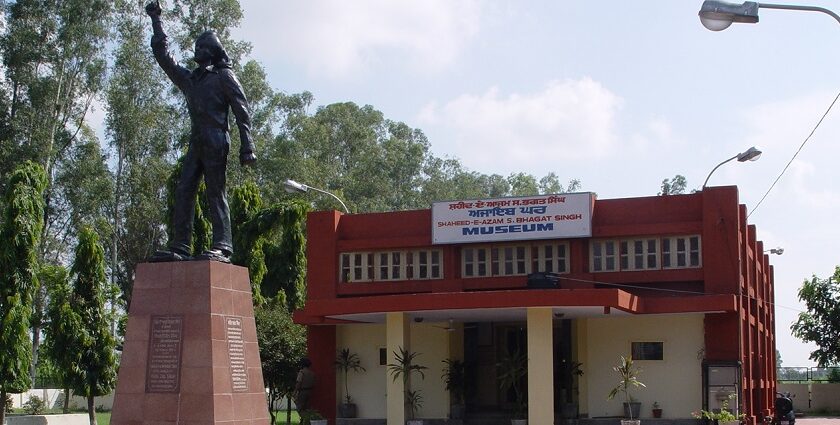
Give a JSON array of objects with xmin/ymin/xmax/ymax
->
[
  {"xmin": 528, "ymin": 307, "xmax": 555, "ymax": 424},
  {"xmin": 386, "ymin": 312, "xmax": 409, "ymax": 425}
]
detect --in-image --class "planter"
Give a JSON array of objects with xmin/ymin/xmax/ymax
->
[
  {"xmin": 450, "ymin": 404, "xmax": 466, "ymax": 420},
  {"xmin": 623, "ymin": 401, "xmax": 641, "ymax": 419},
  {"xmin": 717, "ymin": 421, "xmax": 740, "ymax": 425},
  {"xmin": 511, "ymin": 420, "xmax": 527, "ymax": 425},
  {"xmin": 652, "ymin": 408, "xmax": 662, "ymax": 418},
  {"xmin": 620, "ymin": 421, "xmax": 640, "ymax": 425},
  {"xmin": 561, "ymin": 402, "xmax": 578, "ymax": 419},
  {"xmin": 338, "ymin": 403, "xmax": 357, "ymax": 418}
]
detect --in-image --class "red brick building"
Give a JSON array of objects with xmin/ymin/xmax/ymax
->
[{"xmin": 294, "ymin": 186, "xmax": 776, "ymax": 424}]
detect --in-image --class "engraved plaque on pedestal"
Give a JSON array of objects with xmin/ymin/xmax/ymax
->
[
  {"xmin": 226, "ymin": 316, "xmax": 248, "ymax": 392},
  {"xmin": 146, "ymin": 315, "xmax": 184, "ymax": 393}
]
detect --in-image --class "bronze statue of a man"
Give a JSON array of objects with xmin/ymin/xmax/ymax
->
[{"xmin": 146, "ymin": 1, "xmax": 255, "ymax": 263}]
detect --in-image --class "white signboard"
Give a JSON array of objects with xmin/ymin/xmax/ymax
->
[{"xmin": 432, "ymin": 193, "xmax": 594, "ymax": 244}]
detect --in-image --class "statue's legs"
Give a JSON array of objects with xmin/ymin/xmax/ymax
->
[
  {"xmin": 202, "ymin": 130, "xmax": 233, "ymax": 256},
  {"xmin": 170, "ymin": 147, "xmax": 202, "ymax": 256}
]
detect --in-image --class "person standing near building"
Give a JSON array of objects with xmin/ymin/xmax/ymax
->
[
  {"xmin": 295, "ymin": 358, "xmax": 315, "ymax": 412},
  {"xmin": 145, "ymin": 0, "xmax": 256, "ymax": 263}
]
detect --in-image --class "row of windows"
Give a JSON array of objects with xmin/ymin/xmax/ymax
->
[
  {"xmin": 338, "ymin": 235, "xmax": 701, "ymax": 282},
  {"xmin": 340, "ymin": 250, "xmax": 442, "ymax": 282},
  {"xmin": 591, "ymin": 235, "xmax": 701, "ymax": 272},
  {"xmin": 462, "ymin": 243, "xmax": 568, "ymax": 278}
]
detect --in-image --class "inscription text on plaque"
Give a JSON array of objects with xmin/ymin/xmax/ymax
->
[
  {"xmin": 226, "ymin": 316, "xmax": 248, "ymax": 392},
  {"xmin": 146, "ymin": 315, "xmax": 184, "ymax": 392}
]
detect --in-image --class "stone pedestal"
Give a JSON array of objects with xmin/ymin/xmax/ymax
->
[{"xmin": 111, "ymin": 261, "xmax": 269, "ymax": 425}]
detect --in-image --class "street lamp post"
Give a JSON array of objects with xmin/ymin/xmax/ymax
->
[
  {"xmin": 764, "ymin": 247, "xmax": 784, "ymax": 255},
  {"xmin": 699, "ymin": 1, "xmax": 840, "ymax": 31},
  {"xmin": 702, "ymin": 146, "xmax": 762, "ymax": 188},
  {"xmin": 284, "ymin": 179, "xmax": 351, "ymax": 214}
]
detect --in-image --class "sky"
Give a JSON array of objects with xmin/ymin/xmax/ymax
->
[{"xmin": 224, "ymin": 0, "xmax": 840, "ymax": 367}]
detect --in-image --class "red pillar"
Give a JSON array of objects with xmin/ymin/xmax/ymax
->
[{"xmin": 307, "ymin": 325, "xmax": 337, "ymax": 422}]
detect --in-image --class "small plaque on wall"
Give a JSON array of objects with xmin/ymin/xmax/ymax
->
[
  {"xmin": 146, "ymin": 315, "xmax": 184, "ymax": 393},
  {"xmin": 226, "ymin": 316, "xmax": 248, "ymax": 392}
]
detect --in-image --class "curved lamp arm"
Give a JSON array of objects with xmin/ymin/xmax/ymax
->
[
  {"xmin": 702, "ymin": 154, "xmax": 738, "ymax": 188},
  {"xmin": 759, "ymin": 3, "xmax": 840, "ymax": 25},
  {"xmin": 284, "ymin": 179, "xmax": 351, "ymax": 213},
  {"xmin": 306, "ymin": 185, "xmax": 351, "ymax": 214}
]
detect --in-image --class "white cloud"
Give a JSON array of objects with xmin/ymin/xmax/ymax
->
[
  {"xmin": 237, "ymin": 0, "xmax": 481, "ymax": 78},
  {"xmin": 417, "ymin": 78, "xmax": 623, "ymax": 172}
]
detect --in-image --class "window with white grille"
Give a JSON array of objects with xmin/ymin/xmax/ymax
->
[
  {"xmin": 591, "ymin": 240, "xmax": 618, "ymax": 272},
  {"xmin": 662, "ymin": 235, "xmax": 701, "ymax": 269},
  {"xmin": 620, "ymin": 238, "xmax": 659, "ymax": 270},
  {"xmin": 340, "ymin": 250, "xmax": 443, "ymax": 282}
]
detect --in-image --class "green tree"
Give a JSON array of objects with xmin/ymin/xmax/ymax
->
[
  {"xmin": 0, "ymin": 0, "xmax": 115, "ymax": 382},
  {"xmin": 0, "ymin": 161, "xmax": 47, "ymax": 425},
  {"xmin": 41, "ymin": 264, "xmax": 77, "ymax": 413},
  {"xmin": 659, "ymin": 175, "xmax": 688, "ymax": 196},
  {"xmin": 255, "ymin": 299, "xmax": 306, "ymax": 425},
  {"xmin": 105, "ymin": 0, "xmax": 175, "ymax": 303},
  {"xmin": 67, "ymin": 227, "xmax": 117, "ymax": 425},
  {"xmin": 792, "ymin": 267, "xmax": 840, "ymax": 367},
  {"xmin": 229, "ymin": 181, "xmax": 308, "ymax": 305}
]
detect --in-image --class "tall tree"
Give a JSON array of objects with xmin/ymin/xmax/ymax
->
[
  {"xmin": 105, "ymin": 0, "xmax": 175, "ymax": 303},
  {"xmin": 41, "ymin": 264, "xmax": 77, "ymax": 413},
  {"xmin": 67, "ymin": 227, "xmax": 117, "ymax": 425},
  {"xmin": 1, "ymin": 0, "xmax": 115, "ymax": 382},
  {"xmin": 791, "ymin": 267, "xmax": 840, "ymax": 367},
  {"xmin": 0, "ymin": 161, "xmax": 47, "ymax": 425}
]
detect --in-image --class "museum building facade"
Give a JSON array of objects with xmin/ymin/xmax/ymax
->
[{"xmin": 293, "ymin": 186, "xmax": 776, "ymax": 425}]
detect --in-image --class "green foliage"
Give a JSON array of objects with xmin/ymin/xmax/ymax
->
[
  {"xmin": 22, "ymin": 395, "xmax": 47, "ymax": 415},
  {"xmin": 607, "ymin": 355, "xmax": 646, "ymax": 420},
  {"xmin": 229, "ymin": 181, "xmax": 309, "ymax": 305},
  {"xmin": 335, "ymin": 348, "xmax": 366, "ymax": 404},
  {"xmin": 792, "ymin": 267, "xmax": 840, "ymax": 367},
  {"xmin": 441, "ymin": 358, "xmax": 467, "ymax": 404},
  {"xmin": 387, "ymin": 347, "xmax": 428, "ymax": 420},
  {"xmin": 497, "ymin": 348, "xmax": 528, "ymax": 419},
  {"xmin": 67, "ymin": 227, "xmax": 117, "ymax": 402},
  {"xmin": 827, "ymin": 367, "xmax": 840, "ymax": 383},
  {"xmin": 693, "ymin": 394, "xmax": 744, "ymax": 422},
  {"xmin": 42, "ymin": 264, "xmax": 79, "ymax": 394},
  {"xmin": 255, "ymin": 300, "xmax": 306, "ymax": 425},
  {"xmin": 0, "ymin": 161, "xmax": 47, "ymax": 396},
  {"xmin": 659, "ymin": 174, "xmax": 689, "ymax": 196}
]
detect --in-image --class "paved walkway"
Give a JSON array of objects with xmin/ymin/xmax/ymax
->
[{"xmin": 796, "ymin": 418, "xmax": 840, "ymax": 424}]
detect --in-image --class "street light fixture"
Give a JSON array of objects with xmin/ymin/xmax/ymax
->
[
  {"xmin": 702, "ymin": 146, "xmax": 762, "ymax": 188},
  {"xmin": 764, "ymin": 247, "xmax": 784, "ymax": 255},
  {"xmin": 283, "ymin": 179, "xmax": 351, "ymax": 214},
  {"xmin": 699, "ymin": 1, "xmax": 840, "ymax": 31}
]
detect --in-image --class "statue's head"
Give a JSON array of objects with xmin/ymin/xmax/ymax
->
[{"xmin": 194, "ymin": 30, "xmax": 230, "ymax": 66}]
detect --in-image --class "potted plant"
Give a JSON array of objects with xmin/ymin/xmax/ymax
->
[
  {"xmin": 301, "ymin": 409, "xmax": 327, "ymax": 425},
  {"xmin": 692, "ymin": 394, "xmax": 744, "ymax": 425},
  {"xmin": 387, "ymin": 346, "xmax": 429, "ymax": 424},
  {"xmin": 442, "ymin": 358, "xmax": 467, "ymax": 419},
  {"xmin": 652, "ymin": 401, "xmax": 662, "ymax": 418},
  {"xmin": 607, "ymin": 355, "xmax": 646, "ymax": 425},
  {"xmin": 497, "ymin": 348, "xmax": 528, "ymax": 425},
  {"xmin": 335, "ymin": 348, "xmax": 367, "ymax": 418},
  {"xmin": 558, "ymin": 360, "xmax": 584, "ymax": 419}
]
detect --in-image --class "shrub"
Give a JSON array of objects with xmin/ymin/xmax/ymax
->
[
  {"xmin": 4, "ymin": 394, "xmax": 13, "ymax": 412},
  {"xmin": 23, "ymin": 395, "xmax": 47, "ymax": 415}
]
